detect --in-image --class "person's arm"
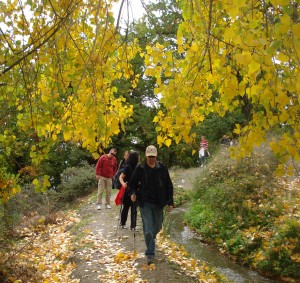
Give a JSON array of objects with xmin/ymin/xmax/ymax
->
[
  {"xmin": 164, "ymin": 167, "xmax": 174, "ymax": 210},
  {"xmin": 95, "ymin": 157, "xmax": 102, "ymax": 180},
  {"xmin": 129, "ymin": 167, "xmax": 140, "ymax": 202},
  {"xmin": 119, "ymin": 172, "xmax": 127, "ymax": 189},
  {"xmin": 113, "ymin": 158, "xmax": 118, "ymax": 176}
]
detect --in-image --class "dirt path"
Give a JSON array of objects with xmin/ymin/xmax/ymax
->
[{"xmin": 70, "ymin": 167, "xmax": 204, "ymax": 283}]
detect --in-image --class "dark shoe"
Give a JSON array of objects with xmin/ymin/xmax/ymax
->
[
  {"xmin": 147, "ymin": 255, "xmax": 155, "ymax": 265},
  {"xmin": 119, "ymin": 225, "xmax": 128, "ymax": 229}
]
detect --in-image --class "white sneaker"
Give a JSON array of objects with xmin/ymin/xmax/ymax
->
[
  {"xmin": 97, "ymin": 205, "xmax": 102, "ymax": 210},
  {"xmin": 106, "ymin": 204, "xmax": 111, "ymax": 209}
]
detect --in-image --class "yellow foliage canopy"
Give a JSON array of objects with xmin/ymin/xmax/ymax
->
[
  {"xmin": 0, "ymin": 0, "xmax": 139, "ymax": 199},
  {"xmin": 145, "ymin": 0, "xmax": 300, "ymax": 174},
  {"xmin": 1, "ymin": 0, "xmax": 300, "ymax": 202}
]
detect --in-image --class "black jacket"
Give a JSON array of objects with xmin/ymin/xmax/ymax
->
[{"xmin": 128, "ymin": 160, "xmax": 174, "ymax": 208}]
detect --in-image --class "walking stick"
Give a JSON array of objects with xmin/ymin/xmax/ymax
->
[
  {"xmin": 132, "ymin": 202, "xmax": 138, "ymax": 252},
  {"xmin": 115, "ymin": 203, "xmax": 123, "ymax": 236}
]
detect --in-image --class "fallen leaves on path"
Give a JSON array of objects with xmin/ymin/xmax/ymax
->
[
  {"xmin": 157, "ymin": 233, "xmax": 229, "ymax": 283},
  {"xmin": 2, "ymin": 204, "xmax": 227, "ymax": 283},
  {"xmin": 75, "ymin": 228, "xmax": 148, "ymax": 283},
  {"xmin": 74, "ymin": 228, "xmax": 227, "ymax": 283},
  {"xmin": 1, "ymin": 211, "xmax": 80, "ymax": 283}
]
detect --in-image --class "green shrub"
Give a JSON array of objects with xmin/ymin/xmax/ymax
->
[
  {"xmin": 185, "ymin": 144, "xmax": 300, "ymax": 279},
  {"xmin": 55, "ymin": 161, "xmax": 97, "ymax": 204},
  {"xmin": 0, "ymin": 162, "xmax": 96, "ymax": 237}
]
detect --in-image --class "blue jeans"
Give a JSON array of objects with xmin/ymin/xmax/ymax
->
[{"xmin": 140, "ymin": 202, "xmax": 164, "ymax": 256}]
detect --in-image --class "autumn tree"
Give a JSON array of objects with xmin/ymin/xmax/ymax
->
[
  {"xmin": 1, "ymin": 0, "xmax": 299, "ymax": 203},
  {"xmin": 111, "ymin": 0, "xmax": 185, "ymax": 166},
  {"xmin": 0, "ymin": 0, "xmax": 140, "ymax": 201},
  {"xmin": 144, "ymin": 0, "xmax": 300, "ymax": 175}
]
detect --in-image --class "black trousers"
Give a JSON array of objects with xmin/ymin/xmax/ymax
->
[{"xmin": 120, "ymin": 192, "xmax": 137, "ymax": 228}]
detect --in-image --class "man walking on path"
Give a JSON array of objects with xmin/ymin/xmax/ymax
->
[
  {"xmin": 129, "ymin": 145, "xmax": 174, "ymax": 265},
  {"xmin": 96, "ymin": 148, "xmax": 117, "ymax": 210}
]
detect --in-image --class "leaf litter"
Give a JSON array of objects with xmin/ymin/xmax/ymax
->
[{"xmin": 2, "ymin": 194, "xmax": 228, "ymax": 283}]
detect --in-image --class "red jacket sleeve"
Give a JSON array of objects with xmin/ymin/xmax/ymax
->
[{"xmin": 95, "ymin": 156, "xmax": 103, "ymax": 176}]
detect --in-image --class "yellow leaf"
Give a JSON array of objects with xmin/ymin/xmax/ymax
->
[
  {"xmin": 32, "ymin": 178, "xmax": 40, "ymax": 186},
  {"xmin": 291, "ymin": 253, "xmax": 300, "ymax": 263},
  {"xmin": 178, "ymin": 45, "xmax": 184, "ymax": 53},
  {"xmin": 277, "ymin": 91, "xmax": 290, "ymax": 106},
  {"xmin": 190, "ymin": 42, "xmax": 198, "ymax": 52},
  {"xmin": 270, "ymin": 0, "xmax": 290, "ymax": 6},
  {"xmin": 233, "ymin": 124, "xmax": 241, "ymax": 135},
  {"xmin": 43, "ymin": 175, "xmax": 51, "ymax": 187},
  {"xmin": 279, "ymin": 14, "xmax": 291, "ymax": 33},
  {"xmin": 292, "ymin": 24, "xmax": 300, "ymax": 37},
  {"xmin": 248, "ymin": 60, "xmax": 260, "ymax": 75},
  {"xmin": 92, "ymin": 152, "xmax": 100, "ymax": 159},
  {"xmin": 157, "ymin": 135, "xmax": 164, "ymax": 145},
  {"xmin": 277, "ymin": 53, "xmax": 289, "ymax": 62},
  {"xmin": 146, "ymin": 45, "xmax": 152, "ymax": 54},
  {"xmin": 175, "ymin": 136, "xmax": 181, "ymax": 144},
  {"xmin": 165, "ymin": 139, "xmax": 172, "ymax": 147},
  {"xmin": 64, "ymin": 131, "xmax": 72, "ymax": 141},
  {"xmin": 279, "ymin": 110, "xmax": 289, "ymax": 122},
  {"xmin": 41, "ymin": 94, "xmax": 50, "ymax": 102},
  {"xmin": 177, "ymin": 37, "xmax": 183, "ymax": 45},
  {"xmin": 206, "ymin": 73, "xmax": 215, "ymax": 83}
]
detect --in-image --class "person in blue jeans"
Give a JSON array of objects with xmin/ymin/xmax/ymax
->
[{"xmin": 129, "ymin": 145, "xmax": 174, "ymax": 265}]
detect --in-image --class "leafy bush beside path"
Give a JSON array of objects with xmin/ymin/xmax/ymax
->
[{"xmin": 185, "ymin": 146, "xmax": 300, "ymax": 281}]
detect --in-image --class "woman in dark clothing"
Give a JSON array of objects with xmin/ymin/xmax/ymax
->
[
  {"xmin": 118, "ymin": 151, "xmax": 129, "ymax": 170},
  {"xmin": 119, "ymin": 151, "xmax": 139, "ymax": 229}
]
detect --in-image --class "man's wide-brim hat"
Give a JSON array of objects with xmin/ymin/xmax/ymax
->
[{"xmin": 145, "ymin": 145, "xmax": 157, "ymax": 157}]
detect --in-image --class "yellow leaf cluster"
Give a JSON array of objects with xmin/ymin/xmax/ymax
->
[
  {"xmin": 0, "ymin": 168, "xmax": 21, "ymax": 202},
  {"xmin": 0, "ymin": 0, "xmax": 140, "ymax": 200},
  {"xmin": 144, "ymin": 0, "xmax": 300, "ymax": 173}
]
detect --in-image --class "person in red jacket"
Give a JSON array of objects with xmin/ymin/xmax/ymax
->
[{"xmin": 95, "ymin": 148, "xmax": 117, "ymax": 210}]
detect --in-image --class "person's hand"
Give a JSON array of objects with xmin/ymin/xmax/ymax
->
[
  {"xmin": 96, "ymin": 175, "xmax": 100, "ymax": 180},
  {"xmin": 131, "ymin": 194, "xmax": 137, "ymax": 202}
]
